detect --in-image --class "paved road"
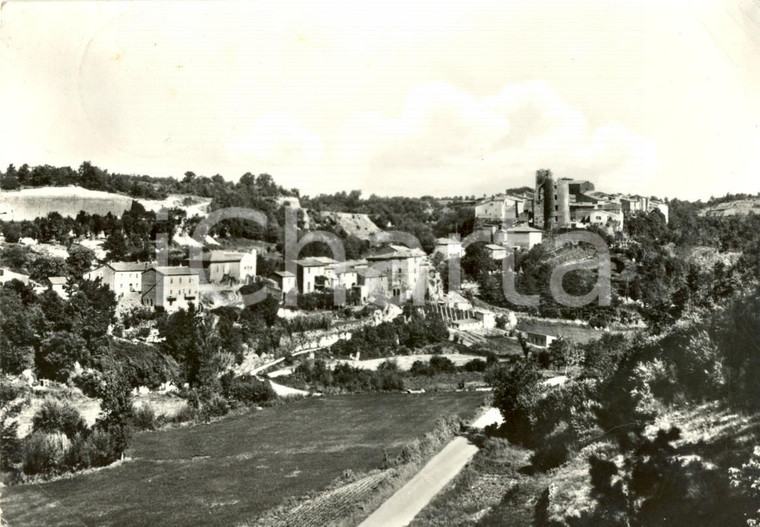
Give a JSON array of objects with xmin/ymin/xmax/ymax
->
[{"xmin": 359, "ymin": 408, "xmax": 503, "ymax": 527}]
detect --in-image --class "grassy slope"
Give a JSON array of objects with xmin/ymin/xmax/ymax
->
[{"xmin": 1, "ymin": 392, "xmax": 484, "ymax": 527}]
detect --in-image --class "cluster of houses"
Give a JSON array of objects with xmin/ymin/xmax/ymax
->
[
  {"xmin": 272, "ymin": 244, "xmax": 430, "ymax": 306},
  {"xmin": 467, "ymin": 175, "xmax": 668, "ymax": 239}
]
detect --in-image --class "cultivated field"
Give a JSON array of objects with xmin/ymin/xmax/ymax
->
[{"xmin": 1, "ymin": 392, "xmax": 484, "ymax": 527}]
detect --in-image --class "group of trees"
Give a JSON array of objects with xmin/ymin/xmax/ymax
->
[
  {"xmin": 484, "ymin": 283, "xmax": 760, "ymax": 525},
  {"xmin": 329, "ymin": 309, "xmax": 450, "ymax": 359}
]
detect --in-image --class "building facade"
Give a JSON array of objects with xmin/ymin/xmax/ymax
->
[{"xmin": 141, "ymin": 266, "xmax": 200, "ymax": 312}]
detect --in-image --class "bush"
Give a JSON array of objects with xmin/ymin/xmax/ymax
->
[
  {"xmin": 23, "ymin": 432, "xmax": 71, "ymax": 475},
  {"xmin": 132, "ymin": 405, "xmax": 159, "ymax": 431},
  {"xmin": 225, "ymin": 375, "xmax": 277, "ymax": 405},
  {"xmin": 31, "ymin": 400, "xmax": 87, "ymax": 439},
  {"xmin": 462, "ymin": 358, "xmax": 488, "ymax": 372},
  {"xmin": 73, "ymin": 370, "xmax": 103, "ymax": 398},
  {"xmin": 201, "ymin": 394, "xmax": 230, "ymax": 419}
]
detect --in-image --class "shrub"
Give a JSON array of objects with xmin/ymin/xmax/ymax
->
[
  {"xmin": 201, "ymin": 394, "xmax": 230, "ymax": 419},
  {"xmin": 170, "ymin": 404, "xmax": 197, "ymax": 424},
  {"xmin": 399, "ymin": 439, "xmax": 423, "ymax": 465},
  {"xmin": 225, "ymin": 375, "xmax": 277, "ymax": 405},
  {"xmin": 31, "ymin": 400, "xmax": 87, "ymax": 439},
  {"xmin": 132, "ymin": 405, "xmax": 159, "ymax": 431},
  {"xmin": 462, "ymin": 358, "xmax": 487, "ymax": 372},
  {"xmin": 23, "ymin": 432, "xmax": 71, "ymax": 475},
  {"xmin": 73, "ymin": 370, "xmax": 103, "ymax": 398}
]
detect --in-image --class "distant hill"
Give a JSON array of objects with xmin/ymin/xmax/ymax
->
[
  {"xmin": 698, "ymin": 197, "xmax": 760, "ymax": 217},
  {"xmin": 0, "ymin": 186, "xmax": 135, "ymax": 221},
  {"xmin": 306, "ymin": 210, "xmax": 381, "ymax": 241}
]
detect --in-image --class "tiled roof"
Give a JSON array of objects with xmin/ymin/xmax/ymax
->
[
  {"xmin": 110, "ymin": 261, "xmax": 151, "ymax": 272},
  {"xmin": 149, "ymin": 266, "xmax": 200, "ymax": 276},
  {"xmin": 201, "ymin": 251, "xmax": 247, "ymax": 263},
  {"xmin": 274, "ymin": 270, "xmax": 296, "ymax": 278}
]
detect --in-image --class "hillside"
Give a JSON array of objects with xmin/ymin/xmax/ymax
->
[
  {"xmin": 0, "ymin": 186, "xmax": 134, "ymax": 221},
  {"xmin": 698, "ymin": 197, "xmax": 760, "ymax": 217},
  {"xmin": 306, "ymin": 210, "xmax": 381, "ymax": 240}
]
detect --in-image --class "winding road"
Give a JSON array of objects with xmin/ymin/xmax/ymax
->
[{"xmin": 359, "ymin": 408, "xmax": 503, "ymax": 527}]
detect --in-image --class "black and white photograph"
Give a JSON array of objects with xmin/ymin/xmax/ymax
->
[{"xmin": 0, "ymin": 1, "xmax": 759, "ymax": 525}]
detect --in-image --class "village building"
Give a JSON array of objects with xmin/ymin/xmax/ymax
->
[
  {"xmin": 273, "ymin": 270, "xmax": 297, "ymax": 299},
  {"xmin": 474, "ymin": 194, "xmax": 524, "ymax": 224},
  {"xmin": 472, "ymin": 308, "xmax": 497, "ymax": 329},
  {"xmin": 524, "ymin": 330, "xmax": 558, "ymax": 348},
  {"xmin": 355, "ymin": 266, "xmax": 386, "ymax": 304},
  {"xmin": 433, "ymin": 237, "xmax": 463, "ymax": 260},
  {"xmin": 48, "ymin": 276, "xmax": 68, "ymax": 297},
  {"xmin": 485, "ymin": 244, "xmax": 508, "ymax": 260},
  {"xmin": 193, "ymin": 250, "xmax": 257, "ymax": 284},
  {"xmin": 294, "ymin": 257, "xmax": 337, "ymax": 294},
  {"xmin": 366, "ymin": 245, "xmax": 427, "ymax": 302},
  {"xmin": 141, "ymin": 266, "xmax": 200, "ymax": 312},
  {"xmin": 506, "ymin": 226, "xmax": 543, "ymax": 250},
  {"xmin": 585, "ymin": 209, "xmax": 624, "ymax": 232},
  {"xmin": 84, "ymin": 261, "xmax": 151, "ymax": 298},
  {"xmin": 0, "ymin": 267, "xmax": 29, "ymax": 285}
]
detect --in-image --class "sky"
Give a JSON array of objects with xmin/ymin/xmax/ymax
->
[{"xmin": 0, "ymin": 0, "xmax": 758, "ymax": 200}]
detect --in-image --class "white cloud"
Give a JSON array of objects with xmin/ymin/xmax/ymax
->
[{"xmin": 335, "ymin": 81, "xmax": 658, "ymax": 196}]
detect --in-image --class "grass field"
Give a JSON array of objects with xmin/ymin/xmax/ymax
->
[{"xmin": 1, "ymin": 392, "xmax": 484, "ymax": 527}]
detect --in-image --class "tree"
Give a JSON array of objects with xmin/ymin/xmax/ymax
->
[
  {"xmin": 36, "ymin": 332, "xmax": 88, "ymax": 381},
  {"xmin": 66, "ymin": 244, "xmax": 96, "ymax": 279},
  {"xmin": 28, "ymin": 254, "xmax": 69, "ymax": 282},
  {"xmin": 486, "ymin": 358, "xmax": 543, "ymax": 445},
  {"xmin": 462, "ymin": 242, "xmax": 497, "ymax": 280},
  {"xmin": 94, "ymin": 370, "xmax": 134, "ymax": 461},
  {"xmin": 103, "ymin": 229, "xmax": 129, "ymax": 261},
  {"xmin": 729, "ymin": 446, "xmax": 760, "ymax": 526}
]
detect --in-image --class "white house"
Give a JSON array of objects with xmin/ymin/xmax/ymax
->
[
  {"xmin": 525, "ymin": 330, "xmax": 558, "ymax": 348},
  {"xmin": 48, "ymin": 276, "xmax": 68, "ymax": 297},
  {"xmin": 141, "ymin": 266, "xmax": 201, "ymax": 312},
  {"xmin": 194, "ymin": 250, "xmax": 257, "ymax": 284},
  {"xmin": 474, "ymin": 195, "xmax": 523, "ymax": 223},
  {"xmin": 366, "ymin": 245, "xmax": 427, "ymax": 302},
  {"xmin": 294, "ymin": 257, "xmax": 337, "ymax": 294},
  {"xmin": 274, "ymin": 270, "xmax": 297, "ymax": 299},
  {"xmin": 485, "ymin": 244, "xmax": 508, "ymax": 261},
  {"xmin": 433, "ymin": 237, "xmax": 463, "ymax": 260},
  {"xmin": 506, "ymin": 226, "xmax": 543, "ymax": 250},
  {"xmin": 0, "ymin": 268, "xmax": 29, "ymax": 285},
  {"xmin": 84, "ymin": 261, "xmax": 150, "ymax": 298}
]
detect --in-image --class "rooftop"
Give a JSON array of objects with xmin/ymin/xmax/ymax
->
[
  {"xmin": 149, "ymin": 266, "xmax": 200, "ymax": 276},
  {"xmin": 507, "ymin": 225, "xmax": 542, "ymax": 233},
  {"xmin": 110, "ymin": 261, "xmax": 152, "ymax": 272},
  {"xmin": 199, "ymin": 250, "xmax": 250, "ymax": 263},
  {"xmin": 48, "ymin": 276, "xmax": 67, "ymax": 285},
  {"xmin": 274, "ymin": 270, "xmax": 296, "ymax": 278}
]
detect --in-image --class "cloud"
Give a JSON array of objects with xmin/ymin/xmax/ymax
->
[{"xmin": 336, "ymin": 81, "xmax": 658, "ymax": 195}]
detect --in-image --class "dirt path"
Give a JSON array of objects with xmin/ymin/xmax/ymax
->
[{"xmin": 359, "ymin": 408, "xmax": 503, "ymax": 527}]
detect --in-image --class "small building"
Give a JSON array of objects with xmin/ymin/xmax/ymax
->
[
  {"xmin": 585, "ymin": 210, "xmax": 624, "ymax": 232},
  {"xmin": 433, "ymin": 237, "xmax": 463, "ymax": 260},
  {"xmin": 0, "ymin": 268, "xmax": 29, "ymax": 285},
  {"xmin": 355, "ymin": 266, "xmax": 386, "ymax": 304},
  {"xmin": 194, "ymin": 250, "xmax": 257, "ymax": 284},
  {"xmin": 649, "ymin": 200, "xmax": 669, "ymax": 223},
  {"xmin": 485, "ymin": 244, "xmax": 508, "ymax": 261},
  {"xmin": 141, "ymin": 266, "xmax": 200, "ymax": 312},
  {"xmin": 443, "ymin": 291, "xmax": 473, "ymax": 311},
  {"xmin": 524, "ymin": 331, "xmax": 558, "ymax": 348},
  {"xmin": 294, "ymin": 257, "xmax": 337, "ymax": 294},
  {"xmin": 366, "ymin": 245, "xmax": 427, "ymax": 302},
  {"xmin": 84, "ymin": 261, "xmax": 150, "ymax": 299},
  {"xmin": 48, "ymin": 276, "xmax": 68, "ymax": 297},
  {"xmin": 273, "ymin": 270, "xmax": 297, "ymax": 298},
  {"xmin": 506, "ymin": 226, "xmax": 543, "ymax": 250},
  {"xmin": 567, "ymin": 180, "xmax": 595, "ymax": 196},
  {"xmin": 473, "ymin": 308, "xmax": 496, "ymax": 329},
  {"xmin": 452, "ymin": 318, "xmax": 482, "ymax": 331}
]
